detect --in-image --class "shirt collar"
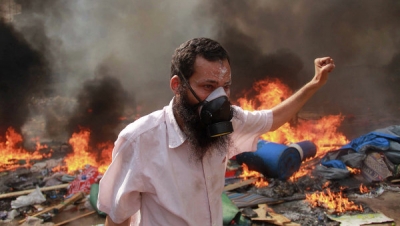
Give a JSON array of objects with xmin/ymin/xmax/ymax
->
[{"xmin": 165, "ymin": 98, "xmax": 187, "ymax": 148}]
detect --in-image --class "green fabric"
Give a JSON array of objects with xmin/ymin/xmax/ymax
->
[
  {"xmin": 235, "ymin": 215, "xmax": 252, "ymax": 225},
  {"xmin": 90, "ymin": 183, "xmax": 107, "ymax": 216},
  {"xmin": 222, "ymin": 192, "xmax": 240, "ymax": 225},
  {"xmin": 222, "ymin": 192, "xmax": 252, "ymax": 225}
]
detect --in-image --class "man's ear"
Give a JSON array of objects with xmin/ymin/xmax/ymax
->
[{"xmin": 170, "ymin": 75, "xmax": 181, "ymax": 95}]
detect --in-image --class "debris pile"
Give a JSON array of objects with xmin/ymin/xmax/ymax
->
[
  {"xmin": 0, "ymin": 124, "xmax": 399, "ymax": 225},
  {"xmin": 0, "ymin": 133, "xmax": 400, "ymax": 225},
  {"xmin": 0, "ymin": 154, "xmax": 105, "ymax": 226},
  {"xmin": 223, "ymin": 156, "xmax": 399, "ymax": 225}
]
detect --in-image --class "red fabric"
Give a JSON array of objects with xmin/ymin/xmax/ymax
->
[
  {"xmin": 225, "ymin": 170, "xmax": 237, "ymax": 178},
  {"xmin": 67, "ymin": 166, "xmax": 99, "ymax": 196}
]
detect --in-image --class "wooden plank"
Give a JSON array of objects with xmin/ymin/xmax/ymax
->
[
  {"xmin": 0, "ymin": 184, "xmax": 69, "ymax": 199},
  {"xmin": 18, "ymin": 191, "xmax": 85, "ymax": 224},
  {"xmin": 53, "ymin": 210, "xmax": 97, "ymax": 226},
  {"xmin": 252, "ymin": 204, "xmax": 301, "ymax": 226},
  {"xmin": 18, "ymin": 205, "xmax": 59, "ymax": 224},
  {"xmin": 223, "ymin": 178, "xmax": 257, "ymax": 191},
  {"xmin": 390, "ymin": 179, "xmax": 400, "ymax": 183},
  {"xmin": 53, "ymin": 191, "xmax": 85, "ymax": 213}
]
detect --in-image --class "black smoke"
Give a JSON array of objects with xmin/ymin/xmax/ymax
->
[
  {"xmin": 0, "ymin": 20, "xmax": 50, "ymax": 136},
  {"xmin": 8, "ymin": 0, "xmax": 135, "ymax": 144},
  {"xmin": 204, "ymin": 0, "xmax": 400, "ymax": 137},
  {"xmin": 4, "ymin": 0, "xmax": 400, "ymax": 141},
  {"xmin": 66, "ymin": 65, "xmax": 132, "ymax": 147},
  {"xmin": 218, "ymin": 27, "xmax": 303, "ymax": 102}
]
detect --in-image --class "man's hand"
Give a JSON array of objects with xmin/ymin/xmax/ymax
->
[
  {"xmin": 311, "ymin": 57, "xmax": 335, "ymax": 87},
  {"xmin": 270, "ymin": 56, "xmax": 335, "ymax": 131}
]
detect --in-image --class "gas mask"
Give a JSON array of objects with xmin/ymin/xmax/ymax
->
[
  {"xmin": 198, "ymin": 87, "xmax": 233, "ymax": 137},
  {"xmin": 179, "ymin": 73, "xmax": 233, "ymax": 137}
]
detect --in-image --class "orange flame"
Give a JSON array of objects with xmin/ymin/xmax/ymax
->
[
  {"xmin": 239, "ymin": 163, "xmax": 269, "ymax": 188},
  {"xmin": 64, "ymin": 127, "xmax": 112, "ymax": 174},
  {"xmin": 305, "ymin": 188, "xmax": 363, "ymax": 213},
  {"xmin": 359, "ymin": 184, "xmax": 370, "ymax": 193},
  {"xmin": 347, "ymin": 166, "xmax": 361, "ymax": 175},
  {"xmin": 0, "ymin": 127, "xmax": 48, "ymax": 171},
  {"xmin": 236, "ymin": 78, "xmax": 349, "ymax": 179},
  {"xmin": 322, "ymin": 181, "xmax": 331, "ymax": 189}
]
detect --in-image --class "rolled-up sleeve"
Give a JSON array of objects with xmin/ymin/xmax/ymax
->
[
  {"xmin": 229, "ymin": 106, "xmax": 273, "ymax": 158},
  {"xmin": 97, "ymin": 135, "xmax": 144, "ymax": 224}
]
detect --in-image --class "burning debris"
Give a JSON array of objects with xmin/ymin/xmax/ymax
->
[
  {"xmin": 306, "ymin": 188, "xmax": 364, "ymax": 214},
  {"xmin": 0, "ymin": 77, "xmax": 399, "ymax": 225},
  {"xmin": 0, "ymin": 128, "xmax": 52, "ymax": 172},
  {"xmin": 0, "ymin": 0, "xmax": 399, "ymax": 224},
  {"xmin": 223, "ymin": 157, "xmax": 397, "ymax": 225}
]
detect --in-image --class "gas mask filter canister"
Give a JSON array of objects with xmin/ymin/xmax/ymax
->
[{"xmin": 198, "ymin": 87, "xmax": 233, "ymax": 137}]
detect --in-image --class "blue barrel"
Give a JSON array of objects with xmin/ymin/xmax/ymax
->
[
  {"xmin": 288, "ymin": 140, "xmax": 317, "ymax": 160},
  {"xmin": 236, "ymin": 140, "xmax": 301, "ymax": 180}
]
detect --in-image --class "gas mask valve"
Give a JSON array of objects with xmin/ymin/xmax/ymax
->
[{"xmin": 199, "ymin": 87, "xmax": 233, "ymax": 137}]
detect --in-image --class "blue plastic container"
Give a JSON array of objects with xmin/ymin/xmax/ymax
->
[
  {"xmin": 288, "ymin": 140, "xmax": 317, "ymax": 160},
  {"xmin": 236, "ymin": 140, "xmax": 302, "ymax": 180}
]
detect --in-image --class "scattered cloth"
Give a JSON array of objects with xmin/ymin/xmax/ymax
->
[
  {"xmin": 67, "ymin": 165, "xmax": 100, "ymax": 197},
  {"xmin": 315, "ymin": 125, "xmax": 400, "ymax": 180},
  {"xmin": 11, "ymin": 186, "xmax": 46, "ymax": 209},
  {"xmin": 326, "ymin": 212, "xmax": 394, "ymax": 226},
  {"xmin": 225, "ymin": 192, "xmax": 276, "ymax": 208}
]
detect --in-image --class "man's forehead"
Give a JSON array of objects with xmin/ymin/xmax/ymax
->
[
  {"xmin": 193, "ymin": 77, "xmax": 232, "ymax": 85},
  {"xmin": 192, "ymin": 57, "xmax": 231, "ymax": 82}
]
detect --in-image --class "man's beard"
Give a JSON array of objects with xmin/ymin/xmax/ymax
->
[{"xmin": 173, "ymin": 86, "xmax": 233, "ymax": 161}]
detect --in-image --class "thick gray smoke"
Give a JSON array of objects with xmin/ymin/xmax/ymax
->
[
  {"xmin": 5, "ymin": 0, "xmax": 400, "ymax": 141},
  {"xmin": 206, "ymin": 0, "xmax": 400, "ymax": 137},
  {"xmin": 12, "ymin": 0, "xmax": 214, "ymax": 141},
  {"xmin": 0, "ymin": 21, "xmax": 50, "ymax": 136}
]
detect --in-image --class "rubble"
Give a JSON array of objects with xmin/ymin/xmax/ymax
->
[
  {"xmin": 0, "ymin": 161, "xmax": 104, "ymax": 226},
  {"xmin": 221, "ymin": 135, "xmax": 400, "ymax": 226},
  {"xmin": 0, "ymin": 123, "xmax": 399, "ymax": 225},
  {"xmin": 326, "ymin": 213, "xmax": 394, "ymax": 226}
]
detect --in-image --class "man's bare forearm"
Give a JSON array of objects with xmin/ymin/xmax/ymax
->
[
  {"xmin": 270, "ymin": 82, "xmax": 319, "ymax": 131},
  {"xmin": 270, "ymin": 57, "xmax": 335, "ymax": 131}
]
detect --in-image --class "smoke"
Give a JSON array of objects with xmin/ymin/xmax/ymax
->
[
  {"xmin": 66, "ymin": 68, "xmax": 131, "ymax": 146},
  {"xmin": 205, "ymin": 0, "xmax": 400, "ymax": 137},
  {"xmin": 10, "ymin": 0, "xmax": 214, "ymax": 142},
  {"xmin": 13, "ymin": 0, "xmax": 214, "ymax": 106},
  {"xmin": 0, "ymin": 20, "xmax": 50, "ymax": 136},
  {"xmin": 2, "ymin": 0, "xmax": 400, "ymax": 141}
]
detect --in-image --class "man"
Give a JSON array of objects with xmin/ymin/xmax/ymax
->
[{"xmin": 98, "ymin": 37, "xmax": 335, "ymax": 226}]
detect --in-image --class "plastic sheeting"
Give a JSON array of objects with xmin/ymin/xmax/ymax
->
[{"xmin": 315, "ymin": 125, "xmax": 400, "ymax": 180}]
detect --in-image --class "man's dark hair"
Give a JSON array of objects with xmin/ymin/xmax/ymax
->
[{"xmin": 170, "ymin": 37, "xmax": 230, "ymax": 80}]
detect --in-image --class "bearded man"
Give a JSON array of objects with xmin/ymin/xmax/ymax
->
[{"xmin": 98, "ymin": 37, "xmax": 335, "ymax": 226}]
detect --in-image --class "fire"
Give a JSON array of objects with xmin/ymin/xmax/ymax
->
[
  {"xmin": 237, "ymin": 78, "xmax": 349, "ymax": 179},
  {"xmin": 0, "ymin": 127, "xmax": 49, "ymax": 171},
  {"xmin": 239, "ymin": 163, "xmax": 268, "ymax": 188},
  {"xmin": 64, "ymin": 127, "xmax": 112, "ymax": 174},
  {"xmin": 237, "ymin": 79, "xmax": 292, "ymax": 111},
  {"xmin": 322, "ymin": 181, "xmax": 331, "ymax": 189},
  {"xmin": 347, "ymin": 166, "xmax": 361, "ymax": 175},
  {"xmin": 359, "ymin": 184, "xmax": 369, "ymax": 193},
  {"xmin": 0, "ymin": 126, "xmax": 113, "ymax": 174},
  {"xmin": 305, "ymin": 188, "xmax": 363, "ymax": 213}
]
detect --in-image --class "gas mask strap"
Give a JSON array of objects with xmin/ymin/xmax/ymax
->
[{"xmin": 178, "ymin": 72, "xmax": 205, "ymax": 107}]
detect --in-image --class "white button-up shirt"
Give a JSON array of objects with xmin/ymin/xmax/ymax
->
[{"xmin": 98, "ymin": 99, "xmax": 273, "ymax": 226}]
